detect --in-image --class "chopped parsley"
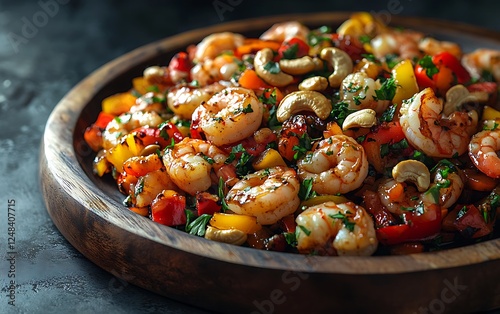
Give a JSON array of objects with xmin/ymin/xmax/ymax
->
[
  {"xmin": 418, "ymin": 55, "xmax": 439, "ymax": 79},
  {"xmin": 329, "ymin": 212, "xmax": 355, "ymax": 232},
  {"xmin": 379, "ymin": 104, "xmax": 397, "ymax": 122},
  {"xmin": 185, "ymin": 213, "xmax": 212, "ymax": 237},
  {"xmin": 264, "ymin": 61, "xmax": 281, "ymax": 74},
  {"xmin": 233, "ymin": 103, "xmax": 254, "ymax": 115},
  {"xmin": 281, "ymin": 43, "xmax": 299, "ymax": 59},
  {"xmin": 218, "ymin": 177, "xmax": 230, "ymax": 212},
  {"xmin": 331, "ymin": 101, "xmax": 356, "ymax": 126},
  {"xmin": 292, "ymin": 133, "xmax": 314, "ymax": 160},
  {"xmin": 298, "ymin": 225, "xmax": 311, "ymax": 236},
  {"xmin": 374, "ymin": 78, "xmax": 397, "ymax": 101},
  {"xmin": 298, "ymin": 177, "xmax": 317, "ymax": 201}
]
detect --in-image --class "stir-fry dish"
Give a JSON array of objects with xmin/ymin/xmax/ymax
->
[{"xmin": 84, "ymin": 13, "xmax": 500, "ymax": 256}]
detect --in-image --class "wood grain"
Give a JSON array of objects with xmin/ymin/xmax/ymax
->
[{"xmin": 40, "ymin": 13, "xmax": 500, "ymax": 313}]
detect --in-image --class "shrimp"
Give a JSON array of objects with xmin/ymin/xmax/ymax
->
[
  {"xmin": 295, "ymin": 201, "xmax": 378, "ymax": 256},
  {"xmin": 370, "ymin": 30, "xmax": 423, "ymax": 60},
  {"xmin": 340, "ymin": 72, "xmax": 390, "ymax": 114},
  {"xmin": 462, "ymin": 48, "xmax": 500, "ymax": 82},
  {"xmin": 418, "ymin": 37, "xmax": 462, "ymax": 58},
  {"xmin": 226, "ymin": 166, "xmax": 300, "ymax": 225},
  {"xmin": 297, "ymin": 134, "xmax": 369, "ymax": 195},
  {"xmin": 130, "ymin": 92, "xmax": 164, "ymax": 114},
  {"xmin": 190, "ymin": 55, "xmax": 240, "ymax": 86},
  {"xmin": 102, "ymin": 111, "xmax": 164, "ymax": 150},
  {"xmin": 399, "ymin": 88, "xmax": 478, "ymax": 158},
  {"xmin": 167, "ymin": 82, "xmax": 225, "ymax": 120},
  {"xmin": 379, "ymin": 172, "xmax": 463, "ymax": 214},
  {"xmin": 194, "ymin": 32, "xmax": 245, "ymax": 62},
  {"xmin": 469, "ymin": 128, "xmax": 500, "ymax": 179},
  {"xmin": 378, "ymin": 178, "xmax": 421, "ymax": 215},
  {"xmin": 259, "ymin": 21, "xmax": 310, "ymax": 43},
  {"xmin": 134, "ymin": 168, "xmax": 179, "ymax": 208},
  {"xmin": 192, "ymin": 87, "xmax": 264, "ymax": 146},
  {"xmin": 162, "ymin": 138, "xmax": 232, "ymax": 195}
]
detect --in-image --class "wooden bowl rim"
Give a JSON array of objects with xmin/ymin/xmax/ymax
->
[{"xmin": 42, "ymin": 12, "xmax": 500, "ymax": 276}]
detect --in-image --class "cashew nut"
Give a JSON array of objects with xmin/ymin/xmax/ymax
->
[
  {"xmin": 254, "ymin": 48, "xmax": 293, "ymax": 87},
  {"xmin": 276, "ymin": 91, "xmax": 332, "ymax": 122},
  {"xmin": 342, "ymin": 109, "xmax": 377, "ymax": 130},
  {"xmin": 298, "ymin": 76, "xmax": 329, "ymax": 91},
  {"xmin": 140, "ymin": 144, "xmax": 161, "ymax": 156},
  {"xmin": 392, "ymin": 160, "xmax": 431, "ymax": 192},
  {"xmin": 279, "ymin": 56, "xmax": 316, "ymax": 75},
  {"xmin": 320, "ymin": 47, "xmax": 353, "ymax": 88},
  {"xmin": 442, "ymin": 84, "xmax": 489, "ymax": 116},
  {"xmin": 204, "ymin": 226, "xmax": 247, "ymax": 245}
]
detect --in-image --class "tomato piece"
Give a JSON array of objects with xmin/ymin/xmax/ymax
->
[
  {"xmin": 278, "ymin": 37, "xmax": 310, "ymax": 59},
  {"xmin": 331, "ymin": 33, "xmax": 366, "ymax": 62},
  {"xmin": 432, "ymin": 52, "xmax": 471, "ymax": 84},
  {"xmin": 453, "ymin": 204, "xmax": 493, "ymax": 239},
  {"xmin": 196, "ymin": 191, "xmax": 221, "ymax": 216},
  {"xmin": 151, "ymin": 190, "xmax": 187, "ymax": 226},
  {"xmin": 415, "ymin": 64, "xmax": 436, "ymax": 90},
  {"xmin": 377, "ymin": 204, "xmax": 442, "ymax": 246},
  {"xmin": 168, "ymin": 52, "xmax": 192, "ymax": 73},
  {"xmin": 131, "ymin": 123, "xmax": 183, "ymax": 149},
  {"xmin": 94, "ymin": 112, "xmax": 115, "ymax": 129}
]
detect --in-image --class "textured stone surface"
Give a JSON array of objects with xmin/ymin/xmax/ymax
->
[{"xmin": 0, "ymin": 0, "xmax": 499, "ymax": 313}]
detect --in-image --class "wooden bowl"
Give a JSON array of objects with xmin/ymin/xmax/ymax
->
[{"xmin": 40, "ymin": 12, "xmax": 500, "ymax": 313}]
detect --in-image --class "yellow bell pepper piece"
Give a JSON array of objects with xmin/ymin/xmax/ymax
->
[
  {"xmin": 392, "ymin": 59, "xmax": 419, "ymax": 106},
  {"xmin": 125, "ymin": 133, "xmax": 145, "ymax": 156},
  {"xmin": 252, "ymin": 148, "xmax": 287, "ymax": 170},
  {"xmin": 210, "ymin": 212, "xmax": 262, "ymax": 234},
  {"xmin": 300, "ymin": 195, "xmax": 349, "ymax": 208},
  {"xmin": 132, "ymin": 77, "xmax": 151, "ymax": 95},
  {"xmin": 102, "ymin": 92, "xmax": 137, "ymax": 116},
  {"xmin": 93, "ymin": 155, "xmax": 111, "ymax": 177},
  {"xmin": 105, "ymin": 140, "xmax": 134, "ymax": 173},
  {"xmin": 482, "ymin": 106, "xmax": 500, "ymax": 121}
]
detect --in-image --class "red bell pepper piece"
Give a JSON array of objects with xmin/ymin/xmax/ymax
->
[
  {"xmin": 376, "ymin": 203, "xmax": 442, "ymax": 246},
  {"xmin": 168, "ymin": 52, "xmax": 192, "ymax": 73},
  {"xmin": 278, "ymin": 37, "xmax": 310, "ymax": 60},
  {"xmin": 196, "ymin": 191, "xmax": 221, "ymax": 216},
  {"xmin": 453, "ymin": 204, "xmax": 493, "ymax": 239},
  {"xmin": 151, "ymin": 190, "xmax": 187, "ymax": 226}
]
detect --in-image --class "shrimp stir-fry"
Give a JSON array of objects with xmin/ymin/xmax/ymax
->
[{"xmin": 84, "ymin": 12, "xmax": 500, "ymax": 256}]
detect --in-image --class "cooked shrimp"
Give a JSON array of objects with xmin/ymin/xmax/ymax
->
[
  {"xmin": 162, "ymin": 138, "xmax": 230, "ymax": 195},
  {"xmin": 378, "ymin": 179, "xmax": 421, "ymax": 215},
  {"xmin": 423, "ymin": 171, "xmax": 464, "ymax": 208},
  {"xmin": 340, "ymin": 72, "xmax": 390, "ymax": 114},
  {"xmin": 297, "ymin": 134, "xmax": 369, "ymax": 194},
  {"xmin": 134, "ymin": 168, "xmax": 179, "ymax": 207},
  {"xmin": 370, "ymin": 30, "xmax": 423, "ymax": 60},
  {"xmin": 226, "ymin": 166, "xmax": 300, "ymax": 225},
  {"xmin": 194, "ymin": 32, "xmax": 245, "ymax": 61},
  {"xmin": 192, "ymin": 87, "xmax": 264, "ymax": 146},
  {"xmin": 190, "ymin": 55, "xmax": 240, "ymax": 86},
  {"xmin": 469, "ymin": 128, "xmax": 500, "ymax": 179},
  {"xmin": 102, "ymin": 111, "xmax": 164, "ymax": 150},
  {"xmin": 399, "ymin": 88, "xmax": 478, "ymax": 158},
  {"xmin": 295, "ymin": 201, "xmax": 378, "ymax": 256},
  {"xmin": 167, "ymin": 82, "xmax": 225, "ymax": 120},
  {"xmin": 259, "ymin": 21, "xmax": 310, "ymax": 43},
  {"xmin": 462, "ymin": 48, "xmax": 500, "ymax": 82},
  {"xmin": 130, "ymin": 92, "xmax": 164, "ymax": 114},
  {"xmin": 418, "ymin": 37, "xmax": 462, "ymax": 58},
  {"xmin": 380, "ymin": 171, "xmax": 463, "ymax": 214}
]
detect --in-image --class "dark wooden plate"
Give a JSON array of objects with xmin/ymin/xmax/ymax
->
[{"xmin": 40, "ymin": 12, "xmax": 500, "ymax": 313}]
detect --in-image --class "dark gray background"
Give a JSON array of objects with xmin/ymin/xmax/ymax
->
[{"xmin": 0, "ymin": 0, "xmax": 499, "ymax": 313}]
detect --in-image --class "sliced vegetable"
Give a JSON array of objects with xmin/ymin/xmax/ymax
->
[
  {"xmin": 209, "ymin": 212, "xmax": 262, "ymax": 234},
  {"xmin": 151, "ymin": 190, "xmax": 187, "ymax": 226}
]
